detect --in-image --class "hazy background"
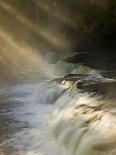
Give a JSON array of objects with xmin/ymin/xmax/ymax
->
[{"xmin": 0, "ymin": 0, "xmax": 116, "ymax": 81}]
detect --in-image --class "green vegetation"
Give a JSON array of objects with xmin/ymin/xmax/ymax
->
[{"xmin": 71, "ymin": 0, "xmax": 116, "ymax": 44}]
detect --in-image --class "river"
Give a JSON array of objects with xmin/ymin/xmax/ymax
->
[
  {"xmin": 0, "ymin": 61, "xmax": 116, "ymax": 155},
  {"xmin": 0, "ymin": 80, "xmax": 69, "ymax": 155}
]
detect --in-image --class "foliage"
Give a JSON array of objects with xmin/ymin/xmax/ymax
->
[{"xmin": 71, "ymin": 0, "xmax": 116, "ymax": 43}]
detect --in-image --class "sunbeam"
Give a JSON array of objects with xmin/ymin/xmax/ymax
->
[
  {"xmin": 0, "ymin": 1, "xmax": 70, "ymax": 50},
  {"xmin": 34, "ymin": 0, "xmax": 78, "ymax": 29}
]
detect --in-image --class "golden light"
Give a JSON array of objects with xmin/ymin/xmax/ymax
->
[
  {"xmin": 0, "ymin": 1, "xmax": 70, "ymax": 50},
  {"xmin": 34, "ymin": 0, "xmax": 78, "ymax": 29}
]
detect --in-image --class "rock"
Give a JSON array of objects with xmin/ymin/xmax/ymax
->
[
  {"xmin": 51, "ymin": 73, "xmax": 116, "ymax": 99},
  {"xmin": 62, "ymin": 50, "xmax": 116, "ymax": 77},
  {"xmin": 53, "ymin": 60, "xmax": 99, "ymax": 77},
  {"xmin": 52, "ymin": 81, "xmax": 116, "ymax": 155},
  {"xmin": 77, "ymin": 81, "xmax": 116, "ymax": 98}
]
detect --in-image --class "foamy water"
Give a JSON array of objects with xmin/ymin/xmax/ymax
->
[
  {"xmin": 52, "ymin": 87, "xmax": 116, "ymax": 155},
  {"xmin": 0, "ymin": 70, "xmax": 116, "ymax": 155},
  {"xmin": 0, "ymin": 82, "xmax": 69, "ymax": 155}
]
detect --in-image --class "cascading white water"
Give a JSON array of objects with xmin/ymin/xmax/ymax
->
[
  {"xmin": 51, "ymin": 84, "xmax": 116, "ymax": 155},
  {"xmin": 0, "ymin": 82, "xmax": 70, "ymax": 155},
  {"xmin": 0, "ymin": 61, "xmax": 116, "ymax": 155}
]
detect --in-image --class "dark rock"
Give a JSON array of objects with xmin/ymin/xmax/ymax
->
[
  {"xmin": 62, "ymin": 49, "xmax": 116, "ymax": 77},
  {"xmin": 77, "ymin": 81, "xmax": 116, "ymax": 98}
]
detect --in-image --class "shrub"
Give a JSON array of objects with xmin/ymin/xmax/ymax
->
[{"xmin": 71, "ymin": 0, "xmax": 116, "ymax": 43}]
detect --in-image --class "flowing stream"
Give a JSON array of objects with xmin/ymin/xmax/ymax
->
[
  {"xmin": 0, "ymin": 81, "xmax": 69, "ymax": 155},
  {"xmin": 0, "ymin": 62, "xmax": 116, "ymax": 155},
  {"xmin": 0, "ymin": 1, "xmax": 116, "ymax": 154}
]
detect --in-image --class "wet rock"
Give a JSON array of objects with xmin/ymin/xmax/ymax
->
[
  {"xmin": 77, "ymin": 81, "xmax": 116, "ymax": 98},
  {"xmin": 51, "ymin": 73, "xmax": 116, "ymax": 99},
  {"xmin": 62, "ymin": 50, "xmax": 116, "ymax": 77}
]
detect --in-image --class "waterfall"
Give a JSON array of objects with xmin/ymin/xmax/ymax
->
[
  {"xmin": 0, "ymin": 59, "xmax": 115, "ymax": 155},
  {"xmin": 42, "ymin": 63, "xmax": 116, "ymax": 155},
  {"xmin": 32, "ymin": 60, "xmax": 115, "ymax": 155},
  {"xmin": 50, "ymin": 85, "xmax": 116, "ymax": 155}
]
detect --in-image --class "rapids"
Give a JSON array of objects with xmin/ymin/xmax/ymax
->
[
  {"xmin": 0, "ymin": 82, "xmax": 69, "ymax": 155},
  {"xmin": 0, "ymin": 62, "xmax": 116, "ymax": 155}
]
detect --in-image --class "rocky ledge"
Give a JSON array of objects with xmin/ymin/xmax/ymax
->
[{"xmin": 51, "ymin": 58, "xmax": 116, "ymax": 155}]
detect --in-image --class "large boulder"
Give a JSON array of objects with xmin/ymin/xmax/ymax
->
[{"xmin": 62, "ymin": 50, "xmax": 116, "ymax": 78}]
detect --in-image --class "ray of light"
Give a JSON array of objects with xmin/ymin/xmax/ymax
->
[
  {"xmin": 0, "ymin": 29, "xmax": 43, "ymax": 74},
  {"xmin": 0, "ymin": 1, "xmax": 70, "ymax": 50},
  {"xmin": 34, "ymin": 0, "xmax": 78, "ymax": 29}
]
